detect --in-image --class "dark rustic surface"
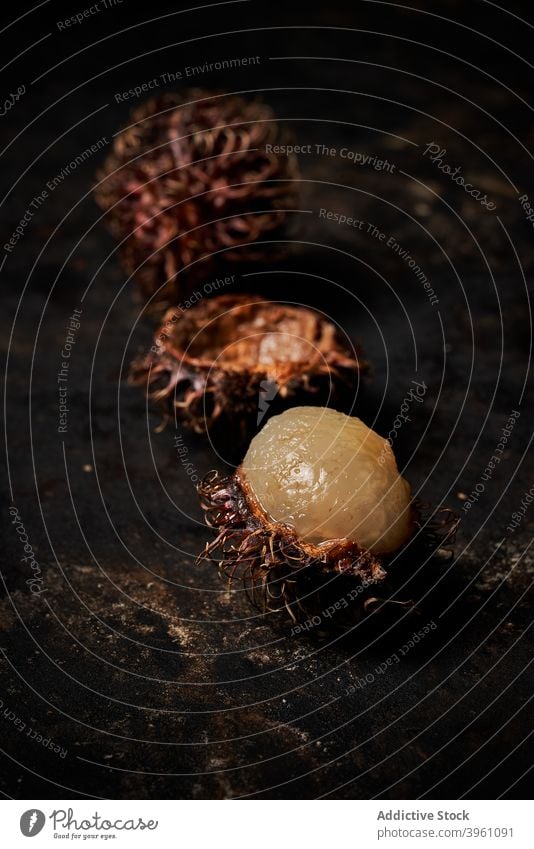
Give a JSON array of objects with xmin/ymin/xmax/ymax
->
[{"xmin": 1, "ymin": 0, "xmax": 533, "ymax": 799}]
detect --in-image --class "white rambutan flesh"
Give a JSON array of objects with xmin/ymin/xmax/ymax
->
[{"xmin": 240, "ymin": 406, "xmax": 413, "ymax": 555}]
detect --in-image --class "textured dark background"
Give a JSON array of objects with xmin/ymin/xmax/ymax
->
[{"xmin": 1, "ymin": 0, "xmax": 532, "ymax": 799}]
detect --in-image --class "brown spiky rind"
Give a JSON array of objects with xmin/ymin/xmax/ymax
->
[
  {"xmin": 129, "ymin": 294, "xmax": 366, "ymax": 443},
  {"xmin": 94, "ymin": 90, "xmax": 299, "ymax": 308},
  {"xmin": 197, "ymin": 470, "xmax": 459, "ymax": 626}
]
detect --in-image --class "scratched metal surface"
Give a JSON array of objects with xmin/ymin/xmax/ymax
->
[{"xmin": 0, "ymin": 0, "xmax": 532, "ymax": 799}]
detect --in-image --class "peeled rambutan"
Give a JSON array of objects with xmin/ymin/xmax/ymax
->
[
  {"xmin": 94, "ymin": 90, "xmax": 299, "ymax": 308},
  {"xmin": 129, "ymin": 295, "xmax": 366, "ymax": 448},
  {"xmin": 198, "ymin": 407, "xmax": 459, "ymax": 626}
]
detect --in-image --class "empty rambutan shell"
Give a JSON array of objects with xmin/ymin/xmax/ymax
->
[
  {"xmin": 197, "ymin": 407, "xmax": 459, "ymax": 626},
  {"xmin": 129, "ymin": 295, "xmax": 366, "ymax": 447},
  {"xmin": 94, "ymin": 90, "xmax": 299, "ymax": 308}
]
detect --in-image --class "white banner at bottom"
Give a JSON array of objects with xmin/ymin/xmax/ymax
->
[{"xmin": 2, "ymin": 799, "xmax": 530, "ymax": 848}]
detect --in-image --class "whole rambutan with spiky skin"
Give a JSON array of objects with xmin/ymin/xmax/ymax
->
[
  {"xmin": 94, "ymin": 90, "xmax": 299, "ymax": 308},
  {"xmin": 129, "ymin": 295, "xmax": 366, "ymax": 450}
]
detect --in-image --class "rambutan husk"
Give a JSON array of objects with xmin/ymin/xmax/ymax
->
[
  {"xmin": 129, "ymin": 294, "xmax": 366, "ymax": 449},
  {"xmin": 94, "ymin": 90, "xmax": 299, "ymax": 309},
  {"xmin": 197, "ymin": 470, "xmax": 459, "ymax": 628}
]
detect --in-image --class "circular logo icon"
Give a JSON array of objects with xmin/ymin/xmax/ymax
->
[{"xmin": 20, "ymin": 810, "xmax": 45, "ymax": 837}]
